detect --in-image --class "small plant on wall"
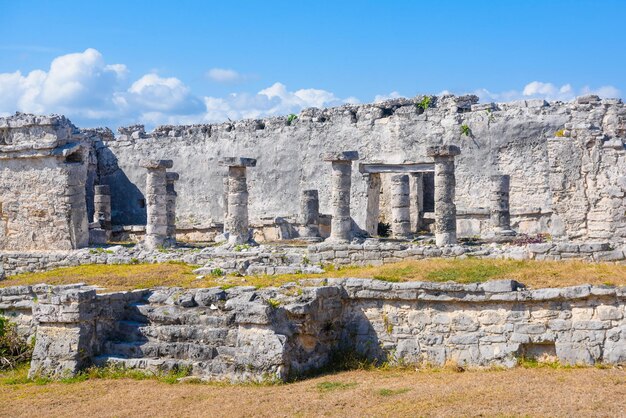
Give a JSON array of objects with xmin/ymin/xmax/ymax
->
[
  {"xmin": 415, "ymin": 96, "xmax": 431, "ymax": 113},
  {"xmin": 286, "ymin": 114, "xmax": 298, "ymax": 125},
  {"xmin": 460, "ymin": 124, "xmax": 472, "ymax": 137}
]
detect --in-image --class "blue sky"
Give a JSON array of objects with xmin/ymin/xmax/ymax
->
[{"xmin": 1, "ymin": 0, "xmax": 624, "ymax": 128}]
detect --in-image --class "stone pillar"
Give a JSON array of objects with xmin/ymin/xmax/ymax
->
[
  {"xmin": 323, "ymin": 151, "xmax": 359, "ymax": 242},
  {"xmin": 490, "ymin": 174, "xmax": 514, "ymax": 235},
  {"xmin": 140, "ymin": 159, "xmax": 173, "ymax": 249},
  {"xmin": 364, "ymin": 173, "xmax": 381, "ymax": 236},
  {"xmin": 410, "ymin": 173, "xmax": 424, "ymax": 233},
  {"xmin": 166, "ymin": 172, "xmax": 179, "ymax": 245},
  {"xmin": 93, "ymin": 185, "xmax": 111, "ymax": 239},
  {"xmin": 222, "ymin": 175, "xmax": 229, "ymax": 233},
  {"xmin": 427, "ymin": 145, "xmax": 461, "ymax": 246},
  {"xmin": 390, "ymin": 174, "xmax": 412, "ymax": 239},
  {"xmin": 219, "ymin": 157, "xmax": 257, "ymax": 245},
  {"xmin": 299, "ymin": 190, "xmax": 321, "ymax": 241},
  {"xmin": 29, "ymin": 288, "xmax": 97, "ymax": 378}
]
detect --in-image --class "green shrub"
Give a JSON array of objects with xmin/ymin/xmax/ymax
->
[
  {"xmin": 210, "ymin": 268, "xmax": 224, "ymax": 277},
  {"xmin": 267, "ymin": 298, "xmax": 281, "ymax": 309},
  {"xmin": 0, "ymin": 316, "xmax": 33, "ymax": 371},
  {"xmin": 460, "ymin": 124, "xmax": 471, "ymax": 137},
  {"xmin": 416, "ymin": 96, "xmax": 431, "ymax": 112},
  {"xmin": 286, "ymin": 114, "xmax": 298, "ymax": 125}
]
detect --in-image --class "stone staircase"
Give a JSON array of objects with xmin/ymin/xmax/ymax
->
[{"xmin": 94, "ymin": 298, "xmax": 239, "ymax": 377}]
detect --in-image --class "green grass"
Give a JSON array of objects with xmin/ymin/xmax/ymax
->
[
  {"xmin": 316, "ymin": 381, "xmax": 358, "ymax": 392},
  {"xmin": 378, "ymin": 387, "xmax": 411, "ymax": 396},
  {"xmin": 2, "ymin": 363, "xmax": 193, "ymax": 386},
  {"xmin": 1, "ymin": 258, "xmax": 625, "ymax": 292}
]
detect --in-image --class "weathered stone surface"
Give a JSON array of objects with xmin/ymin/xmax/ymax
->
[
  {"xmin": 218, "ymin": 157, "xmax": 257, "ymax": 167},
  {"xmin": 9, "ymin": 277, "xmax": 623, "ymax": 381}
]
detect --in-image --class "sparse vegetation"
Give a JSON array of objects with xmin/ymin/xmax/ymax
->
[
  {"xmin": 210, "ymin": 268, "xmax": 225, "ymax": 277},
  {"xmin": 233, "ymin": 244, "xmax": 251, "ymax": 252},
  {"xmin": 267, "ymin": 298, "xmax": 281, "ymax": 309},
  {"xmin": 415, "ymin": 96, "xmax": 431, "ymax": 112},
  {"xmin": 460, "ymin": 124, "xmax": 471, "ymax": 136},
  {"xmin": 378, "ymin": 387, "xmax": 410, "ymax": 397},
  {"xmin": 286, "ymin": 114, "xmax": 298, "ymax": 125},
  {"xmin": 1, "ymin": 258, "xmax": 625, "ymax": 291},
  {"xmin": 1, "ymin": 367, "xmax": 625, "ymax": 416},
  {"xmin": 555, "ymin": 129, "xmax": 566, "ymax": 137},
  {"xmin": 0, "ymin": 317, "xmax": 32, "ymax": 371},
  {"xmin": 316, "ymin": 381, "xmax": 358, "ymax": 392}
]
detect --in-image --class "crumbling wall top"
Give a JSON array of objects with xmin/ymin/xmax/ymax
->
[{"xmin": 0, "ymin": 112, "xmax": 81, "ymax": 156}]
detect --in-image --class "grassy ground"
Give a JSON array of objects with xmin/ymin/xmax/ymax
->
[
  {"xmin": 0, "ymin": 258, "xmax": 625, "ymax": 291},
  {"xmin": 0, "ymin": 364, "xmax": 625, "ymax": 417}
]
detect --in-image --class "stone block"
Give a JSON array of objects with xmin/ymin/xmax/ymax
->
[
  {"xmin": 139, "ymin": 159, "xmax": 174, "ymax": 169},
  {"xmin": 321, "ymin": 151, "xmax": 359, "ymax": 161},
  {"xmin": 218, "ymin": 157, "xmax": 257, "ymax": 167}
]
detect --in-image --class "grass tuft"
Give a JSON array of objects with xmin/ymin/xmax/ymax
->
[{"xmin": 316, "ymin": 381, "xmax": 358, "ymax": 392}]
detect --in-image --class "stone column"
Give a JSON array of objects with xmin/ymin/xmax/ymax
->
[
  {"xmin": 390, "ymin": 174, "xmax": 412, "ymax": 239},
  {"xmin": 364, "ymin": 173, "xmax": 381, "ymax": 236},
  {"xmin": 140, "ymin": 159, "xmax": 173, "ymax": 249},
  {"xmin": 410, "ymin": 173, "xmax": 424, "ymax": 233},
  {"xmin": 93, "ymin": 185, "xmax": 111, "ymax": 240},
  {"xmin": 166, "ymin": 172, "xmax": 179, "ymax": 245},
  {"xmin": 490, "ymin": 174, "xmax": 514, "ymax": 235},
  {"xmin": 427, "ymin": 145, "xmax": 461, "ymax": 246},
  {"xmin": 299, "ymin": 189, "xmax": 321, "ymax": 241},
  {"xmin": 323, "ymin": 151, "xmax": 359, "ymax": 242},
  {"xmin": 222, "ymin": 175, "xmax": 229, "ymax": 233},
  {"xmin": 219, "ymin": 157, "xmax": 256, "ymax": 245}
]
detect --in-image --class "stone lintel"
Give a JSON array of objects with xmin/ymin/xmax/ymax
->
[
  {"xmin": 426, "ymin": 145, "xmax": 461, "ymax": 158},
  {"xmin": 322, "ymin": 150, "xmax": 359, "ymax": 162},
  {"xmin": 359, "ymin": 162, "xmax": 434, "ymax": 174},
  {"xmin": 166, "ymin": 172, "xmax": 180, "ymax": 182},
  {"xmin": 140, "ymin": 159, "xmax": 174, "ymax": 169},
  {"xmin": 94, "ymin": 185, "xmax": 110, "ymax": 195},
  {"xmin": 51, "ymin": 142, "xmax": 83, "ymax": 158},
  {"xmin": 219, "ymin": 157, "xmax": 257, "ymax": 167}
]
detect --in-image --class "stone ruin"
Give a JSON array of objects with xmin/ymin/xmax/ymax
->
[{"xmin": 0, "ymin": 94, "xmax": 625, "ymax": 380}]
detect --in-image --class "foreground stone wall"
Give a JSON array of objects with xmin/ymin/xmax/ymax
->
[
  {"xmin": 3, "ymin": 278, "xmax": 624, "ymax": 381},
  {"xmin": 98, "ymin": 95, "xmax": 626, "ymax": 241}
]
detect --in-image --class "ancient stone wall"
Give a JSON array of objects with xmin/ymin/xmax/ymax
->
[
  {"xmin": 0, "ymin": 114, "xmax": 90, "ymax": 250},
  {"xmin": 97, "ymin": 95, "xmax": 626, "ymax": 241},
  {"xmin": 8, "ymin": 279, "xmax": 626, "ymax": 381}
]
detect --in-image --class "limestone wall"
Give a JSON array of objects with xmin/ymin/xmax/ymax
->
[
  {"xmin": 97, "ymin": 95, "xmax": 626, "ymax": 241},
  {"xmin": 7, "ymin": 278, "xmax": 625, "ymax": 381},
  {"xmin": 0, "ymin": 114, "xmax": 90, "ymax": 250}
]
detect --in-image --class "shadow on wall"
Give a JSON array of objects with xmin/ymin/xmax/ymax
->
[
  {"xmin": 97, "ymin": 146, "xmax": 146, "ymax": 225},
  {"xmin": 339, "ymin": 307, "xmax": 388, "ymax": 364}
]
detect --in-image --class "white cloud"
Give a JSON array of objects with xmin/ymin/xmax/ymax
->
[
  {"xmin": 2, "ymin": 49, "xmax": 622, "ymax": 130},
  {"xmin": 474, "ymin": 81, "xmax": 621, "ymax": 103},
  {"xmin": 0, "ymin": 48, "xmax": 127, "ymax": 120},
  {"xmin": 374, "ymin": 91, "xmax": 402, "ymax": 102},
  {"xmin": 201, "ymin": 82, "xmax": 355, "ymax": 122},
  {"xmin": 206, "ymin": 68, "xmax": 243, "ymax": 83},
  {"xmin": 0, "ymin": 49, "xmax": 356, "ymax": 127}
]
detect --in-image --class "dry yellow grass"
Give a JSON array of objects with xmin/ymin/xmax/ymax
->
[
  {"xmin": 1, "ymin": 366, "xmax": 625, "ymax": 417},
  {"xmin": 0, "ymin": 258, "xmax": 624, "ymax": 291}
]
